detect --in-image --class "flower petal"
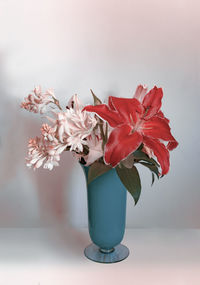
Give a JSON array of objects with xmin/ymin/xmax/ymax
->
[
  {"xmin": 85, "ymin": 149, "xmax": 103, "ymax": 166},
  {"xmin": 167, "ymin": 139, "xmax": 179, "ymax": 151},
  {"xmin": 58, "ymin": 124, "xmax": 64, "ymax": 142},
  {"xmin": 156, "ymin": 110, "xmax": 170, "ymax": 124},
  {"xmin": 142, "ymin": 86, "xmax": 163, "ymax": 119},
  {"xmin": 83, "ymin": 104, "xmax": 123, "ymax": 127},
  {"xmin": 141, "ymin": 117, "xmax": 175, "ymax": 141},
  {"xmin": 84, "ymin": 134, "xmax": 104, "ymax": 165},
  {"xmin": 143, "ymin": 136, "xmax": 170, "ymax": 175},
  {"xmin": 108, "ymin": 96, "xmax": 116, "ymax": 110},
  {"xmin": 108, "ymin": 97, "xmax": 144, "ymax": 125},
  {"xmin": 68, "ymin": 94, "xmax": 83, "ymax": 111},
  {"xmin": 133, "ymin": 84, "xmax": 148, "ymax": 102},
  {"xmin": 104, "ymin": 125, "xmax": 143, "ymax": 167}
]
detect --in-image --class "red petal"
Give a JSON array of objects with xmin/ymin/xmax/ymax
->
[
  {"xmin": 133, "ymin": 84, "xmax": 148, "ymax": 102},
  {"xmin": 108, "ymin": 96, "xmax": 116, "ymax": 110},
  {"xmin": 83, "ymin": 104, "xmax": 123, "ymax": 127},
  {"xmin": 142, "ymin": 86, "xmax": 163, "ymax": 119},
  {"xmin": 143, "ymin": 136, "xmax": 170, "ymax": 175},
  {"xmin": 104, "ymin": 125, "xmax": 143, "ymax": 167},
  {"xmin": 167, "ymin": 139, "xmax": 178, "ymax": 151},
  {"xmin": 141, "ymin": 117, "xmax": 175, "ymax": 141},
  {"xmin": 108, "ymin": 96, "xmax": 144, "ymax": 125},
  {"xmin": 156, "ymin": 110, "xmax": 170, "ymax": 124}
]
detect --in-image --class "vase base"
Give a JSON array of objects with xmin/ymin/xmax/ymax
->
[{"xmin": 84, "ymin": 243, "xmax": 129, "ymax": 263}]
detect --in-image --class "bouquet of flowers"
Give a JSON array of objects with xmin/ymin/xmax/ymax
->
[{"xmin": 21, "ymin": 85, "xmax": 178, "ymax": 204}]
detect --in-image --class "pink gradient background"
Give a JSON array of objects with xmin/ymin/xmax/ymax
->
[{"xmin": 0, "ymin": 0, "xmax": 200, "ymax": 283}]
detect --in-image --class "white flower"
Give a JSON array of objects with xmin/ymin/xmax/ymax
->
[
  {"xmin": 43, "ymin": 155, "xmax": 60, "ymax": 170},
  {"xmin": 84, "ymin": 134, "xmax": 103, "ymax": 165},
  {"xmin": 67, "ymin": 94, "xmax": 83, "ymax": 111},
  {"xmin": 50, "ymin": 94, "xmax": 97, "ymax": 152},
  {"xmin": 65, "ymin": 107, "xmax": 97, "ymax": 137},
  {"xmin": 26, "ymin": 132, "xmax": 68, "ymax": 170},
  {"xmin": 26, "ymin": 137, "xmax": 46, "ymax": 169},
  {"xmin": 24, "ymin": 90, "xmax": 104, "ymax": 171},
  {"xmin": 21, "ymin": 86, "xmax": 57, "ymax": 114},
  {"xmin": 41, "ymin": 123, "xmax": 56, "ymax": 141},
  {"xmin": 66, "ymin": 135, "xmax": 87, "ymax": 152}
]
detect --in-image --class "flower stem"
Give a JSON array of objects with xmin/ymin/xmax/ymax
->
[
  {"xmin": 53, "ymin": 98, "xmax": 62, "ymax": 110},
  {"xmin": 99, "ymin": 119, "xmax": 107, "ymax": 151}
]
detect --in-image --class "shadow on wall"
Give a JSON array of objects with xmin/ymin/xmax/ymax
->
[
  {"xmin": 23, "ymin": 118, "xmax": 90, "ymax": 255},
  {"xmin": 25, "ymin": 124, "xmax": 89, "ymax": 254},
  {"xmin": 0, "ymin": 54, "xmax": 89, "ymax": 256},
  {"xmin": 0, "ymin": 55, "xmax": 21, "ymax": 190}
]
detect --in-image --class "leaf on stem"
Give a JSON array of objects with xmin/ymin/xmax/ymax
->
[
  {"xmin": 88, "ymin": 162, "xmax": 112, "ymax": 184},
  {"xmin": 133, "ymin": 149, "xmax": 160, "ymax": 167},
  {"xmin": 116, "ymin": 165, "xmax": 141, "ymax": 205},
  {"xmin": 139, "ymin": 161, "xmax": 160, "ymax": 179},
  {"xmin": 121, "ymin": 153, "xmax": 135, "ymax": 168},
  {"xmin": 90, "ymin": 89, "xmax": 102, "ymax": 105},
  {"xmin": 151, "ymin": 173, "xmax": 155, "ymax": 186}
]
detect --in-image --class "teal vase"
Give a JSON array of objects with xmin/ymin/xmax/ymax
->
[{"xmin": 82, "ymin": 165, "xmax": 129, "ymax": 263}]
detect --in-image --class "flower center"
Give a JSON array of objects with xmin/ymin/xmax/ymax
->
[{"xmin": 130, "ymin": 113, "xmax": 143, "ymax": 133}]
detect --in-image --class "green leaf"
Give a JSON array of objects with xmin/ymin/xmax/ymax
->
[
  {"xmin": 137, "ymin": 143, "xmax": 144, "ymax": 151},
  {"xmin": 90, "ymin": 89, "xmax": 102, "ymax": 105},
  {"xmin": 120, "ymin": 153, "xmax": 135, "ymax": 169},
  {"xmin": 133, "ymin": 150, "xmax": 145, "ymax": 159},
  {"xmin": 116, "ymin": 165, "xmax": 141, "ymax": 205},
  {"xmin": 148, "ymin": 157, "xmax": 160, "ymax": 167},
  {"xmin": 88, "ymin": 162, "xmax": 112, "ymax": 184},
  {"xmin": 151, "ymin": 173, "xmax": 155, "ymax": 186},
  {"xmin": 133, "ymin": 150, "xmax": 160, "ymax": 167},
  {"xmin": 139, "ymin": 161, "xmax": 160, "ymax": 179}
]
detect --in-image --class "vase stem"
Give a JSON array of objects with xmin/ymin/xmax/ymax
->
[
  {"xmin": 100, "ymin": 248, "xmax": 114, "ymax": 254},
  {"xmin": 84, "ymin": 243, "xmax": 129, "ymax": 263}
]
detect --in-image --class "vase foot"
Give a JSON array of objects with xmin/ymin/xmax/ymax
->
[{"xmin": 84, "ymin": 243, "xmax": 129, "ymax": 263}]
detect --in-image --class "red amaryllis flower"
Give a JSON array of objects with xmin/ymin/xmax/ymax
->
[{"xmin": 83, "ymin": 85, "xmax": 178, "ymax": 175}]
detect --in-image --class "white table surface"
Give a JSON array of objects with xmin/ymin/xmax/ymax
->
[{"xmin": 0, "ymin": 228, "xmax": 199, "ymax": 285}]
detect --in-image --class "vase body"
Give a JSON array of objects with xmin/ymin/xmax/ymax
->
[{"xmin": 82, "ymin": 166, "xmax": 129, "ymax": 263}]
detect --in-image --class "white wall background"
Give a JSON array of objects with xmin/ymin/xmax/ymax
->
[{"xmin": 0, "ymin": 0, "xmax": 199, "ymax": 228}]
